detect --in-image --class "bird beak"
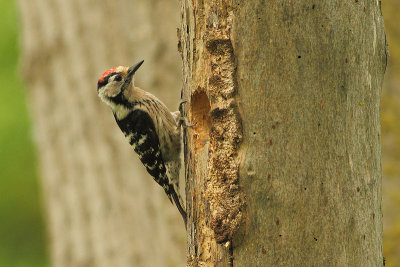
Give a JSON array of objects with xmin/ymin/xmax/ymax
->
[
  {"xmin": 127, "ymin": 60, "xmax": 144, "ymax": 79},
  {"xmin": 122, "ymin": 60, "xmax": 144, "ymax": 91}
]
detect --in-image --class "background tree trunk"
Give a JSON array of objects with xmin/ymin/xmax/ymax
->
[
  {"xmin": 18, "ymin": 0, "xmax": 185, "ymax": 266},
  {"xmin": 180, "ymin": 0, "xmax": 387, "ymax": 266}
]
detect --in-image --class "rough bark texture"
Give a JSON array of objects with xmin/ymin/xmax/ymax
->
[
  {"xmin": 180, "ymin": 0, "xmax": 387, "ymax": 266},
  {"xmin": 180, "ymin": 1, "xmax": 244, "ymax": 265},
  {"xmin": 18, "ymin": 0, "xmax": 185, "ymax": 266}
]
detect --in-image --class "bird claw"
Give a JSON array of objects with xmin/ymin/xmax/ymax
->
[
  {"xmin": 179, "ymin": 100, "xmax": 187, "ymax": 113},
  {"xmin": 181, "ymin": 118, "xmax": 197, "ymax": 128},
  {"xmin": 179, "ymin": 100, "xmax": 196, "ymax": 128}
]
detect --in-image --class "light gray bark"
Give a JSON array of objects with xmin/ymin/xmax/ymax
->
[
  {"xmin": 18, "ymin": 0, "xmax": 185, "ymax": 266},
  {"xmin": 180, "ymin": 0, "xmax": 387, "ymax": 266}
]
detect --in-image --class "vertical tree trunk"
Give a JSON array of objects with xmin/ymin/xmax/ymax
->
[
  {"xmin": 18, "ymin": 0, "xmax": 185, "ymax": 266},
  {"xmin": 180, "ymin": 0, "xmax": 387, "ymax": 266}
]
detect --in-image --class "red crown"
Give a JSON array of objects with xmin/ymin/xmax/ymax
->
[{"xmin": 98, "ymin": 67, "xmax": 119, "ymax": 83}]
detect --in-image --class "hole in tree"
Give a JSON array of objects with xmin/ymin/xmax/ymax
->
[{"xmin": 191, "ymin": 90, "xmax": 211, "ymax": 152}]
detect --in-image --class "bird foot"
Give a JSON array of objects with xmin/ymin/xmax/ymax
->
[{"xmin": 179, "ymin": 101, "xmax": 197, "ymax": 128}]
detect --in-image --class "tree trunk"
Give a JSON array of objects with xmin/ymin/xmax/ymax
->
[
  {"xmin": 180, "ymin": 1, "xmax": 387, "ymax": 266},
  {"xmin": 18, "ymin": 0, "xmax": 185, "ymax": 266}
]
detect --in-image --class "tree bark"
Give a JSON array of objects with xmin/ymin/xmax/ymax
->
[
  {"xmin": 180, "ymin": 0, "xmax": 387, "ymax": 266},
  {"xmin": 18, "ymin": 0, "xmax": 185, "ymax": 266}
]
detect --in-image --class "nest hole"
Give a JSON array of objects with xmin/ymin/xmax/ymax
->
[{"xmin": 191, "ymin": 90, "xmax": 211, "ymax": 152}]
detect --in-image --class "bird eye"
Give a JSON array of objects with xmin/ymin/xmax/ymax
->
[{"xmin": 115, "ymin": 75, "xmax": 122, "ymax": 82}]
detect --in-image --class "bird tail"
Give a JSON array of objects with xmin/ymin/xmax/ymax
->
[{"xmin": 170, "ymin": 188, "xmax": 187, "ymax": 227}]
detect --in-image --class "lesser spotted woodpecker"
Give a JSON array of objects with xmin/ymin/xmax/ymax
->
[{"xmin": 97, "ymin": 60, "xmax": 186, "ymax": 225}]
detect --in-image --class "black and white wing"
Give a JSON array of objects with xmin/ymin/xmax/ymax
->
[{"xmin": 114, "ymin": 109, "xmax": 186, "ymax": 223}]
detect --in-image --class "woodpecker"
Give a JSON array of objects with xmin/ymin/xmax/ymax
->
[{"xmin": 97, "ymin": 60, "xmax": 187, "ymax": 225}]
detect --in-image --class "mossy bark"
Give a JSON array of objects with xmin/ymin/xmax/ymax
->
[{"xmin": 180, "ymin": 0, "xmax": 387, "ymax": 266}]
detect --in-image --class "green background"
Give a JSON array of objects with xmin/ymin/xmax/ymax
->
[{"xmin": 0, "ymin": 1, "xmax": 47, "ymax": 266}]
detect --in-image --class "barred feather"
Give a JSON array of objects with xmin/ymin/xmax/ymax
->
[{"xmin": 97, "ymin": 64, "xmax": 186, "ymax": 225}]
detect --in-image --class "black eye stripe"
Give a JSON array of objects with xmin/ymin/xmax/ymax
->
[{"xmin": 97, "ymin": 73, "xmax": 119, "ymax": 89}]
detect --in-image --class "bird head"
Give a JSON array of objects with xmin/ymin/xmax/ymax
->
[{"xmin": 97, "ymin": 60, "xmax": 144, "ymax": 107}]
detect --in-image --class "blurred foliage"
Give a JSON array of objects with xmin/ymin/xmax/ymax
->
[
  {"xmin": 383, "ymin": 0, "xmax": 400, "ymax": 73},
  {"xmin": 0, "ymin": 0, "xmax": 48, "ymax": 266},
  {"xmin": 382, "ymin": 1, "xmax": 400, "ymax": 267}
]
